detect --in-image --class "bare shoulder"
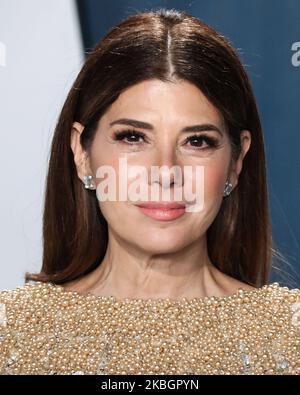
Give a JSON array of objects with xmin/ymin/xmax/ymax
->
[
  {"xmin": 216, "ymin": 271, "xmax": 257, "ymax": 295},
  {"xmin": 231, "ymin": 278, "xmax": 256, "ymax": 292}
]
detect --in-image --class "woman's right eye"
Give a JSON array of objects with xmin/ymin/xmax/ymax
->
[{"xmin": 113, "ymin": 129, "xmax": 147, "ymax": 145}]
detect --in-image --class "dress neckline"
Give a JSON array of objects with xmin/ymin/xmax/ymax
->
[{"xmin": 36, "ymin": 281, "xmax": 282, "ymax": 305}]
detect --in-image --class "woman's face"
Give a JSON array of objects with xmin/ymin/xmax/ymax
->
[{"xmin": 72, "ymin": 79, "xmax": 250, "ymax": 254}]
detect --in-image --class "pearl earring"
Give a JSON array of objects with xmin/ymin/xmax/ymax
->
[
  {"xmin": 83, "ymin": 175, "xmax": 94, "ymax": 190},
  {"xmin": 223, "ymin": 180, "xmax": 233, "ymax": 197}
]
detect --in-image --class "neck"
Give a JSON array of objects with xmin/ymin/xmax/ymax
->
[{"xmin": 63, "ymin": 229, "xmax": 251, "ymax": 300}]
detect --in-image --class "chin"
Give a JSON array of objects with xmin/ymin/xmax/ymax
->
[
  {"xmin": 140, "ymin": 242, "xmax": 186, "ymax": 255},
  {"xmin": 130, "ymin": 229, "xmax": 190, "ymax": 254}
]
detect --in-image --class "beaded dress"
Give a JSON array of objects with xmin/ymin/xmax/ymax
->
[{"xmin": 0, "ymin": 281, "xmax": 299, "ymax": 375}]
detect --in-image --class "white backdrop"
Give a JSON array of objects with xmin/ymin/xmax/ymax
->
[{"xmin": 0, "ymin": 0, "xmax": 84, "ymax": 290}]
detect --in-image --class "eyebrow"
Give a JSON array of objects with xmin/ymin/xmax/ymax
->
[{"xmin": 109, "ymin": 118, "xmax": 224, "ymax": 136}]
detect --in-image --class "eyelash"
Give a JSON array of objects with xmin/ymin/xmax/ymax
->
[{"xmin": 113, "ymin": 129, "xmax": 219, "ymax": 150}]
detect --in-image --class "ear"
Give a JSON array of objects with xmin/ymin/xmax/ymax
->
[
  {"xmin": 70, "ymin": 122, "xmax": 95, "ymax": 189},
  {"xmin": 229, "ymin": 130, "xmax": 251, "ymax": 188}
]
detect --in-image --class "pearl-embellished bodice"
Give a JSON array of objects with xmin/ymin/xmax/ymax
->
[{"xmin": 0, "ymin": 281, "xmax": 299, "ymax": 375}]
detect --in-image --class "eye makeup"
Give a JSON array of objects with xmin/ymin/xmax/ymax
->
[{"xmin": 112, "ymin": 129, "xmax": 221, "ymax": 150}]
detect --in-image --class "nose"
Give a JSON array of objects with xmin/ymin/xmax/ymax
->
[{"xmin": 148, "ymin": 145, "xmax": 182, "ymax": 189}]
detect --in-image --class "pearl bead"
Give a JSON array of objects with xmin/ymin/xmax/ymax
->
[{"xmin": 0, "ymin": 281, "xmax": 299, "ymax": 375}]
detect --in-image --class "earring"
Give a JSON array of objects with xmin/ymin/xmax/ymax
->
[
  {"xmin": 223, "ymin": 180, "xmax": 233, "ymax": 197},
  {"xmin": 83, "ymin": 175, "xmax": 94, "ymax": 190}
]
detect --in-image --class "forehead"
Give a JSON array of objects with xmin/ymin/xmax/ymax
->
[{"xmin": 100, "ymin": 79, "xmax": 225, "ymax": 129}]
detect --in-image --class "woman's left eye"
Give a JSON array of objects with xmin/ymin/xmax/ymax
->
[{"xmin": 184, "ymin": 134, "xmax": 219, "ymax": 149}]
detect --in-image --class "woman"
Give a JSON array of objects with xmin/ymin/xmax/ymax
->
[{"xmin": 0, "ymin": 8, "xmax": 299, "ymax": 375}]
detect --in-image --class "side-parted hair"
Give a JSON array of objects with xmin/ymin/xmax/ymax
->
[{"xmin": 26, "ymin": 8, "xmax": 272, "ymax": 287}]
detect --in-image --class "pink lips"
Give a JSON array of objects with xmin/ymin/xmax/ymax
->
[{"xmin": 136, "ymin": 202, "xmax": 186, "ymax": 221}]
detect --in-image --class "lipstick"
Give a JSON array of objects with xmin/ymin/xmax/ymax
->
[{"xmin": 135, "ymin": 202, "xmax": 186, "ymax": 221}]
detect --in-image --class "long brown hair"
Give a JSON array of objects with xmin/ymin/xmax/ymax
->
[{"xmin": 25, "ymin": 8, "xmax": 272, "ymax": 287}]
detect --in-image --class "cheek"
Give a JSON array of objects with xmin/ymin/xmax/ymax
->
[
  {"xmin": 185, "ymin": 154, "xmax": 229, "ymax": 210},
  {"xmin": 203, "ymin": 166, "xmax": 226, "ymax": 221},
  {"xmin": 89, "ymin": 149, "xmax": 138, "ymax": 222},
  {"xmin": 186, "ymin": 159, "xmax": 229, "ymax": 226},
  {"xmin": 203, "ymin": 164, "xmax": 228, "ymax": 198}
]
